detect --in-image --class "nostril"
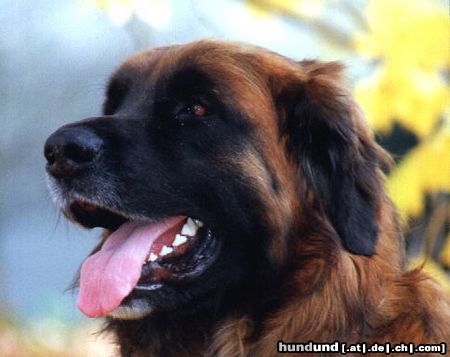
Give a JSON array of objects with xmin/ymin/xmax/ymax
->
[{"xmin": 64, "ymin": 142, "xmax": 97, "ymax": 164}]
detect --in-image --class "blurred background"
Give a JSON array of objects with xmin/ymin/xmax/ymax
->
[{"xmin": 0, "ymin": 0, "xmax": 448, "ymax": 355}]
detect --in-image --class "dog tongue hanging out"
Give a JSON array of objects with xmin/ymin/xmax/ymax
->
[
  {"xmin": 44, "ymin": 40, "xmax": 450, "ymax": 356},
  {"xmin": 72, "ymin": 208, "xmax": 208, "ymax": 320},
  {"xmin": 78, "ymin": 217, "xmax": 186, "ymax": 317}
]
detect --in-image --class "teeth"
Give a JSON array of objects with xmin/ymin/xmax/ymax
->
[
  {"xmin": 143, "ymin": 218, "xmax": 205, "ymax": 265},
  {"xmin": 181, "ymin": 218, "xmax": 198, "ymax": 236},
  {"xmin": 148, "ymin": 253, "xmax": 158, "ymax": 262},
  {"xmin": 173, "ymin": 234, "xmax": 188, "ymax": 247},
  {"xmin": 160, "ymin": 245, "xmax": 173, "ymax": 256}
]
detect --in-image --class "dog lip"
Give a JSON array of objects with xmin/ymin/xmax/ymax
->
[
  {"xmin": 67, "ymin": 197, "xmax": 203, "ymax": 232},
  {"xmin": 69, "ymin": 199, "xmax": 130, "ymax": 231}
]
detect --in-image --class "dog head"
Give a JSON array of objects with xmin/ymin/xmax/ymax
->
[{"xmin": 44, "ymin": 40, "xmax": 388, "ymax": 321}]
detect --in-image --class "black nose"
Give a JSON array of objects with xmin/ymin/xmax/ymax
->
[{"xmin": 44, "ymin": 126, "xmax": 103, "ymax": 178}]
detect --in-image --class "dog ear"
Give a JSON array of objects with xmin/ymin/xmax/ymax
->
[{"xmin": 279, "ymin": 61, "xmax": 388, "ymax": 256}]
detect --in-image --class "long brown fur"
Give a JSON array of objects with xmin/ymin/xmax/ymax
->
[
  {"xmin": 49, "ymin": 40, "xmax": 450, "ymax": 356},
  {"xmin": 181, "ymin": 41, "xmax": 450, "ymax": 356}
]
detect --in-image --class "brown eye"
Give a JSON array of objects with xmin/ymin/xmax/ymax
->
[
  {"xmin": 188, "ymin": 103, "xmax": 207, "ymax": 117},
  {"xmin": 176, "ymin": 101, "xmax": 212, "ymax": 123}
]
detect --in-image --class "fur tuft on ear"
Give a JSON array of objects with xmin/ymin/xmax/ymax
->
[{"xmin": 281, "ymin": 61, "xmax": 389, "ymax": 256}]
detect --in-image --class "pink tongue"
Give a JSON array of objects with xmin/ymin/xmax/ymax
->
[{"xmin": 77, "ymin": 216, "xmax": 186, "ymax": 318}]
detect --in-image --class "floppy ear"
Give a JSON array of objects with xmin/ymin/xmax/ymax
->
[{"xmin": 279, "ymin": 61, "xmax": 387, "ymax": 256}]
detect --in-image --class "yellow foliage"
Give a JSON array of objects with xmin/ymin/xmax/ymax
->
[
  {"xmin": 247, "ymin": 0, "xmax": 326, "ymax": 19},
  {"xmin": 247, "ymin": 2, "xmax": 272, "ymax": 19},
  {"xmin": 354, "ymin": 0, "xmax": 449, "ymax": 221},
  {"xmin": 355, "ymin": 67, "xmax": 449, "ymax": 137},
  {"xmin": 409, "ymin": 255, "xmax": 450, "ymax": 294},
  {"xmin": 354, "ymin": 0, "xmax": 449, "ymax": 137},
  {"xmin": 354, "ymin": 0, "xmax": 449, "ymax": 71},
  {"xmin": 280, "ymin": 0, "xmax": 325, "ymax": 19},
  {"xmin": 355, "ymin": 0, "xmax": 450, "ymax": 137},
  {"xmin": 386, "ymin": 121, "xmax": 450, "ymax": 216}
]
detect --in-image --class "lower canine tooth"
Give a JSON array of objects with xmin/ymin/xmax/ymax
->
[
  {"xmin": 173, "ymin": 234, "xmax": 188, "ymax": 247},
  {"xmin": 160, "ymin": 245, "xmax": 173, "ymax": 256}
]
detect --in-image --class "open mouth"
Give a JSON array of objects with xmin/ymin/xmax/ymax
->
[{"xmin": 67, "ymin": 199, "xmax": 220, "ymax": 319}]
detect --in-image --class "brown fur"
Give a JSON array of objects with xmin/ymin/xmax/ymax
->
[
  {"xmin": 176, "ymin": 41, "xmax": 448, "ymax": 355},
  {"xmin": 65, "ymin": 40, "xmax": 450, "ymax": 356}
]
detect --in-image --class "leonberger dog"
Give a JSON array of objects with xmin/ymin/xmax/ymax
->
[{"xmin": 44, "ymin": 40, "xmax": 450, "ymax": 356}]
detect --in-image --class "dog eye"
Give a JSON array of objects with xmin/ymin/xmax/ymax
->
[
  {"xmin": 186, "ymin": 103, "xmax": 208, "ymax": 117},
  {"xmin": 175, "ymin": 102, "xmax": 211, "ymax": 123}
]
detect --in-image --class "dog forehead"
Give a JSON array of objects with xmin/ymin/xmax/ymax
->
[{"xmin": 115, "ymin": 40, "xmax": 297, "ymax": 85}]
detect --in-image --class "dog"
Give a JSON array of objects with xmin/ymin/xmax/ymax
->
[{"xmin": 44, "ymin": 40, "xmax": 450, "ymax": 356}]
